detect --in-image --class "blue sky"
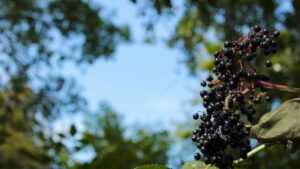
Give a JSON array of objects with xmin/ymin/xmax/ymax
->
[
  {"xmin": 54, "ymin": 0, "xmax": 294, "ymax": 132},
  {"xmin": 57, "ymin": 0, "xmax": 201, "ymax": 131},
  {"xmin": 53, "ymin": 0, "xmax": 201, "ymax": 162},
  {"xmin": 52, "ymin": 0, "xmax": 294, "ymax": 163}
]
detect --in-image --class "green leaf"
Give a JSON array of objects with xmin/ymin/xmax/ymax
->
[
  {"xmin": 58, "ymin": 133, "xmax": 65, "ymax": 138},
  {"xmin": 233, "ymin": 159, "xmax": 254, "ymax": 169},
  {"xmin": 251, "ymin": 98, "xmax": 300, "ymax": 150},
  {"xmin": 182, "ymin": 161, "xmax": 219, "ymax": 169},
  {"xmin": 199, "ymin": 59, "xmax": 213, "ymax": 71},
  {"xmin": 70, "ymin": 124, "xmax": 77, "ymax": 136},
  {"xmin": 134, "ymin": 164, "xmax": 170, "ymax": 169}
]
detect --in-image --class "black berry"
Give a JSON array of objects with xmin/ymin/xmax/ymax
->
[{"xmin": 265, "ymin": 60, "xmax": 272, "ymax": 67}]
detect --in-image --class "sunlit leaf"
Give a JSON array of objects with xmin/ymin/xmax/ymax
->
[
  {"xmin": 134, "ymin": 164, "xmax": 170, "ymax": 169},
  {"xmin": 251, "ymin": 98, "xmax": 300, "ymax": 149},
  {"xmin": 182, "ymin": 161, "xmax": 219, "ymax": 169}
]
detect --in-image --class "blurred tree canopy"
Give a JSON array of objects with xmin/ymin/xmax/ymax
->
[
  {"xmin": 133, "ymin": 0, "xmax": 300, "ymax": 80},
  {"xmin": 2, "ymin": 0, "xmax": 300, "ymax": 168},
  {"xmin": 132, "ymin": 0, "xmax": 300, "ymax": 168},
  {"xmin": 0, "ymin": 0, "xmax": 171, "ymax": 169},
  {"xmin": 74, "ymin": 103, "xmax": 170, "ymax": 169}
]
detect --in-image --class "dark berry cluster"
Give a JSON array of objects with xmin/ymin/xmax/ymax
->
[{"xmin": 192, "ymin": 25, "xmax": 280, "ymax": 169}]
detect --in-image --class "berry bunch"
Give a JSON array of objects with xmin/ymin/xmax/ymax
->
[{"xmin": 192, "ymin": 25, "xmax": 280, "ymax": 169}]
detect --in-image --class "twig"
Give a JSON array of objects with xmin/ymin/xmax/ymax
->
[
  {"xmin": 224, "ymin": 95, "xmax": 231, "ymax": 110},
  {"xmin": 257, "ymin": 81, "xmax": 300, "ymax": 93},
  {"xmin": 234, "ymin": 143, "xmax": 278, "ymax": 165}
]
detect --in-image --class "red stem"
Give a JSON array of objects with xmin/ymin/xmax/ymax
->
[{"xmin": 257, "ymin": 80, "xmax": 300, "ymax": 93}]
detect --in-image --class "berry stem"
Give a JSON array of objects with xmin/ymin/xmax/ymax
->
[
  {"xmin": 234, "ymin": 142, "xmax": 278, "ymax": 165},
  {"xmin": 257, "ymin": 80, "xmax": 300, "ymax": 93},
  {"xmin": 224, "ymin": 95, "xmax": 232, "ymax": 109},
  {"xmin": 244, "ymin": 124, "xmax": 252, "ymax": 129},
  {"xmin": 241, "ymin": 88, "xmax": 250, "ymax": 94}
]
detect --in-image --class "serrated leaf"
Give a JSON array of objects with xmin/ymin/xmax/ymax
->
[
  {"xmin": 70, "ymin": 124, "xmax": 77, "ymax": 136},
  {"xmin": 251, "ymin": 98, "xmax": 300, "ymax": 149},
  {"xmin": 134, "ymin": 164, "xmax": 170, "ymax": 169},
  {"xmin": 182, "ymin": 161, "xmax": 219, "ymax": 169}
]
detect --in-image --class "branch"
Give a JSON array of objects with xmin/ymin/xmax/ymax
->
[
  {"xmin": 257, "ymin": 81, "xmax": 300, "ymax": 93},
  {"xmin": 234, "ymin": 143, "xmax": 278, "ymax": 165}
]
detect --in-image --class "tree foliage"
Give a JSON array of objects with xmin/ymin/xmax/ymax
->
[
  {"xmin": 0, "ymin": 1, "xmax": 132, "ymax": 168},
  {"xmin": 74, "ymin": 104, "xmax": 170, "ymax": 169},
  {"xmin": 132, "ymin": 0, "xmax": 300, "ymax": 168},
  {"xmin": 3, "ymin": 0, "xmax": 300, "ymax": 168},
  {"xmin": 133, "ymin": 0, "xmax": 300, "ymax": 77}
]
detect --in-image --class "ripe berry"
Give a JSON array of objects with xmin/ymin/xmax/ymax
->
[
  {"xmin": 214, "ymin": 51, "xmax": 220, "ymax": 58},
  {"xmin": 236, "ymin": 92, "xmax": 244, "ymax": 101},
  {"xmin": 204, "ymin": 157, "xmax": 211, "ymax": 164},
  {"xmin": 261, "ymin": 41, "xmax": 268, "ymax": 49},
  {"xmin": 254, "ymin": 25, "xmax": 261, "ymax": 32},
  {"xmin": 194, "ymin": 26, "xmax": 280, "ymax": 169},
  {"xmin": 273, "ymin": 31, "xmax": 280, "ymax": 37},
  {"xmin": 238, "ymin": 69, "xmax": 246, "ymax": 77},
  {"xmin": 263, "ymin": 28, "xmax": 269, "ymax": 35},
  {"xmin": 270, "ymin": 40, "xmax": 277, "ymax": 47},
  {"xmin": 246, "ymin": 53, "xmax": 255, "ymax": 61},
  {"xmin": 214, "ymin": 58, "xmax": 221, "ymax": 65},
  {"xmin": 192, "ymin": 135, "xmax": 197, "ymax": 142},
  {"xmin": 207, "ymin": 82, "xmax": 214, "ymax": 88},
  {"xmin": 207, "ymin": 75, "xmax": 213, "ymax": 81},
  {"xmin": 239, "ymin": 42, "xmax": 245, "ymax": 49},
  {"xmin": 217, "ymin": 83, "xmax": 226, "ymax": 91},
  {"xmin": 221, "ymin": 74, "xmax": 228, "ymax": 82},
  {"xmin": 224, "ymin": 41, "xmax": 233, "ymax": 48},
  {"xmin": 232, "ymin": 74, "xmax": 239, "ymax": 81},
  {"xmin": 203, "ymin": 95, "xmax": 211, "ymax": 102},
  {"xmin": 200, "ymin": 90, "xmax": 208, "ymax": 97},
  {"xmin": 264, "ymin": 50, "xmax": 270, "ymax": 56},
  {"xmin": 229, "ymin": 81, "xmax": 237, "ymax": 89},
  {"xmin": 236, "ymin": 50, "xmax": 243, "ymax": 57},
  {"xmin": 193, "ymin": 113, "xmax": 199, "ymax": 120},
  {"xmin": 240, "ymin": 152, "xmax": 247, "ymax": 159},
  {"xmin": 265, "ymin": 60, "xmax": 272, "ymax": 67},
  {"xmin": 200, "ymin": 113, "xmax": 211, "ymax": 122},
  {"xmin": 206, "ymin": 103, "xmax": 213, "ymax": 110},
  {"xmin": 225, "ymin": 62, "xmax": 232, "ymax": 69},
  {"xmin": 265, "ymin": 95, "xmax": 271, "ymax": 102},
  {"xmin": 236, "ymin": 122, "xmax": 244, "ymax": 129},
  {"xmin": 194, "ymin": 153, "xmax": 201, "ymax": 160}
]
